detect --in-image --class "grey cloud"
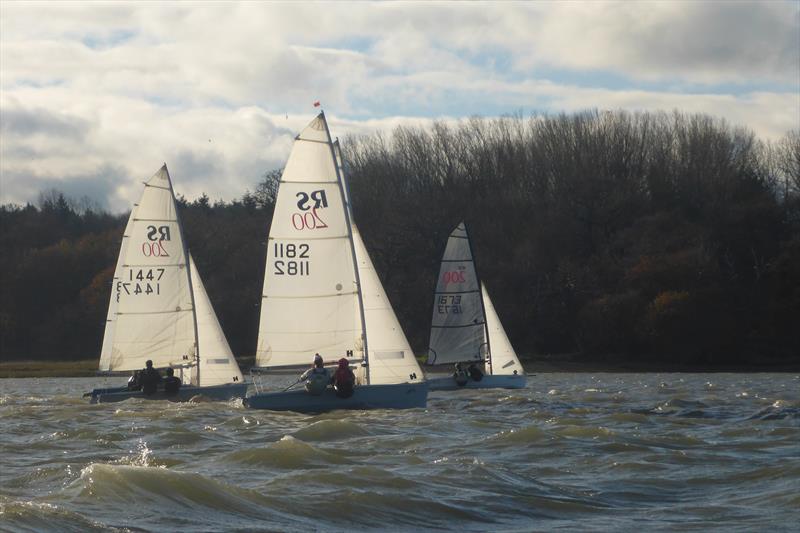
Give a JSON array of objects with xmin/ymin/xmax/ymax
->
[
  {"xmin": 640, "ymin": 2, "xmax": 798, "ymax": 82},
  {"xmin": 0, "ymin": 105, "xmax": 90, "ymax": 141},
  {"xmin": 1, "ymin": 164, "xmax": 130, "ymax": 212}
]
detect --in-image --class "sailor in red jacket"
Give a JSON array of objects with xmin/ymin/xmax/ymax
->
[{"xmin": 333, "ymin": 358, "xmax": 356, "ymax": 398}]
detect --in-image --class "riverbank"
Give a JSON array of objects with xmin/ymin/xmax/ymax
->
[
  {"xmin": 0, "ymin": 360, "xmax": 98, "ymax": 378},
  {"xmin": 1, "ymin": 355, "xmax": 797, "ymax": 378}
]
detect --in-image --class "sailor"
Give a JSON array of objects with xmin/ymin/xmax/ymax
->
[
  {"xmin": 453, "ymin": 363, "xmax": 468, "ymax": 386},
  {"xmin": 140, "ymin": 359, "xmax": 163, "ymax": 395},
  {"xmin": 163, "ymin": 367, "xmax": 181, "ymax": 394},
  {"xmin": 300, "ymin": 353, "xmax": 331, "ymax": 395},
  {"xmin": 333, "ymin": 358, "xmax": 356, "ymax": 399},
  {"xmin": 468, "ymin": 362, "xmax": 484, "ymax": 382}
]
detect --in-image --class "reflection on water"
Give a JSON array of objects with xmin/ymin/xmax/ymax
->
[{"xmin": 0, "ymin": 373, "xmax": 798, "ymax": 531}]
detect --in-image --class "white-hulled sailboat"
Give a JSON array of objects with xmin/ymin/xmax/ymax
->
[
  {"xmin": 245, "ymin": 112, "xmax": 427, "ymax": 412},
  {"xmin": 85, "ymin": 165, "xmax": 248, "ymax": 403},
  {"xmin": 426, "ymin": 222, "xmax": 526, "ymax": 390}
]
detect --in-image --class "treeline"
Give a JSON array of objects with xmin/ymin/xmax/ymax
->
[{"xmin": 1, "ymin": 110, "xmax": 798, "ymax": 368}]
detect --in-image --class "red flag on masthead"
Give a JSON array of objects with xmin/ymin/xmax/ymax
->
[{"xmin": 313, "ymin": 101, "xmax": 321, "ymax": 107}]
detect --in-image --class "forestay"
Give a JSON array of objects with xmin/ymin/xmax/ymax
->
[
  {"xmin": 99, "ymin": 165, "xmax": 197, "ymax": 374},
  {"xmin": 255, "ymin": 115, "xmax": 363, "ymax": 369},
  {"xmin": 191, "ymin": 256, "xmax": 244, "ymax": 387},
  {"xmin": 427, "ymin": 222, "xmax": 485, "ymax": 365}
]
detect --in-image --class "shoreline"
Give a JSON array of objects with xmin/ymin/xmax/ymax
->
[{"xmin": 1, "ymin": 357, "xmax": 798, "ymax": 378}]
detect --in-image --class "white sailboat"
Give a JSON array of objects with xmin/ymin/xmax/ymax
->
[
  {"xmin": 85, "ymin": 165, "xmax": 247, "ymax": 403},
  {"xmin": 245, "ymin": 112, "xmax": 427, "ymax": 412},
  {"xmin": 426, "ymin": 222, "xmax": 526, "ymax": 390}
]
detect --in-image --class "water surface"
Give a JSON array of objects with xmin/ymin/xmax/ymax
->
[{"xmin": 1, "ymin": 373, "xmax": 798, "ymax": 531}]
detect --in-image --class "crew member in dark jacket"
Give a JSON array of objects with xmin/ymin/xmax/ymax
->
[
  {"xmin": 333, "ymin": 358, "xmax": 356, "ymax": 398},
  {"xmin": 163, "ymin": 367, "xmax": 181, "ymax": 394},
  {"xmin": 140, "ymin": 359, "xmax": 162, "ymax": 395}
]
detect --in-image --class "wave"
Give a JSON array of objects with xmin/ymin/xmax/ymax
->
[
  {"xmin": 224, "ymin": 435, "xmax": 352, "ymax": 468},
  {"xmin": 0, "ymin": 498, "xmax": 122, "ymax": 533},
  {"xmin": 77, "ymin": 463, "xmax": 273, "ymax": 516},
  {"xmin": 290, "ymin": 419, "xmax": 371, "ymax": 442},
  {"xmin": 746, "ymin": 401, "xmax": 800, "ymax": 420},
  {"xmin": 486, "ymin": 425, "xmax": 551, "ymax": 445}
]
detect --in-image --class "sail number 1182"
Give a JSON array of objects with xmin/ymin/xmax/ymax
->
[{"xmin": 273, "ymin": 243, "xmax": 310, "ymax": 276}]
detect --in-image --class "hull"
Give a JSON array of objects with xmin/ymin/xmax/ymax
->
[
  {"xmin": 86, "ymin": 382, "xmax": 249, "ymax": 404},
  {"xmin": 245, "ymin": 381, "xmax": 428, "ymax": 412},
  {"xmin": 427, "ymin": 373, "xmax": 526, "ymax": 391}
]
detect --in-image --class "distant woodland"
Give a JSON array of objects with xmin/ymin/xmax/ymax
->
[{"xmin": 1, "ymin": 110, "xmax": 799, "ymax": 369}]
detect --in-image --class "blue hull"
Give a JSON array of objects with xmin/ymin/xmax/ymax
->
[
  {"xmin": 427, "ymin": 374, "xmax": 527, "ymax": 391},
  {"xmin": 86, "ymin": 382, "xmax": 249, "ymax": 404},
  {"xmin": 245, "ymin": 382, "xmax": 428, "ymax": 412}
]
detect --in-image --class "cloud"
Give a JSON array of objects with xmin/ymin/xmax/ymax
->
[
  {"xmin": 1, "ymin": 1, "xmax": 797, "ymax": 212},
  {"xmin": 0, "ymin": 164, "xmax": 130, "ymax": 212}
]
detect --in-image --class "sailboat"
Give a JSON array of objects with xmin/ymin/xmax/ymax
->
[
  {"xmin": 245, "ymin": 112, "xmax": 427, "ymax": 412},
  {"xmin": 85, "ymin": 165, "xmax": 248, "ymax": 403},
  {"xmin": 426, "ymin": 222, "xmax": 526, "ymax": 390}
]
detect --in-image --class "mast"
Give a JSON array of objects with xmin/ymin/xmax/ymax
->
[
  {"xmin": 327, "ymin": 123, "xmax": 371, "ymax": 385},
  {"xmin": 165, "ymin": 165, "xmax": 201, "ymax": 386},
  {"xmin": 464, "ymin": 224, "xmax": 492, "ymax": 375}
]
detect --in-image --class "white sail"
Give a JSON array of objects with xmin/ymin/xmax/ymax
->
[
  {"xmin": 101, "ymin": 165, "xmax": 196, "ymax": 372},
  {"xmin": 256, "ymin": 114, "xmax": 363, "ymax": 368},
  {"xmin": 99, "ymin": 203, "xmax": 137, "ymax": 371},
  {"xmin": 481, "ymin": 283, "xmax": 522, "ymax": 376},
  {"xmin": 427, "ymin": 222, "xmax": 485, "ymax": 366},
  {"xmin": 190, "ymin": 256, "xmax": 244, "ymax": 387},
  {"xmin": 352, "ymin": 226, "xmax": 424, "ymax": 385}
]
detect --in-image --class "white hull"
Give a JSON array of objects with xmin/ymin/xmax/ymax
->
[
  {"xmin": 86, "ymin": 382, "xmax": 248, "ymax": 404},
  {"xmin": 245, "ymin": 381, "xmax": 428, "ymax": 412},
  {"xmin": 427, "ymin": 373, "xmax": 526, "ymax": 391}
]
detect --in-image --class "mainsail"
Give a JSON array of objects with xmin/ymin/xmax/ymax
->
[
  {"xmin": 100, "ymin": 165, "xmax": 197, "ymax": 374},
  {"xmin": 256, "ymin": 115, "xmax": 363, "ymax": 369},
  {"xmin": 427, "ymin": 222, "xmax": 486, "ymax": 366},
  {"xmin": 256, "ymin": 113, "xmax": 423, "ymax": 386}
]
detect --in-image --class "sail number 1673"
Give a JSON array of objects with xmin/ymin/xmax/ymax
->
[{"xmin": 274, "ymin": 243, "xmax": 310, "ymax": 276}]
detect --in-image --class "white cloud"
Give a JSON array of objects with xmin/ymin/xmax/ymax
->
[{"xmin": 1, "ymin": 1, "xmax": 797, "ymax": 211}]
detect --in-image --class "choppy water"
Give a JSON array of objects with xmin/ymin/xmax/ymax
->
[{"xmin": 1, "ymin": 374, "xmax": 798, "ymax": 532}]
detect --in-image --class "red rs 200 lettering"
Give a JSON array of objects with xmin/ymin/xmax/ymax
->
[
  {"xmin": 141, "ymin": 241, "xmax": 169, "ymax": 257},
  {"xmin": 442, "ymin": 271, "xmax": 466, "ymax": 284},
  {"xmin": 291, "ymin": 207, "xmax": 328, "ymax": 230}
]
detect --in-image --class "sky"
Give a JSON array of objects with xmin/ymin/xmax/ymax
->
[{"xmin": 1, "ymin": 1, "xmax": 798, "ymax": 213}]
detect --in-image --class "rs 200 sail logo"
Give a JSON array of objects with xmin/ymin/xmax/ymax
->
[
  {"xmin": 142, "ymin": 225, "xmax": 170, "ymax": 257},
  {"xmin": 292, "ymin": 189, "xmax": 328, "ymax": 230}
]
